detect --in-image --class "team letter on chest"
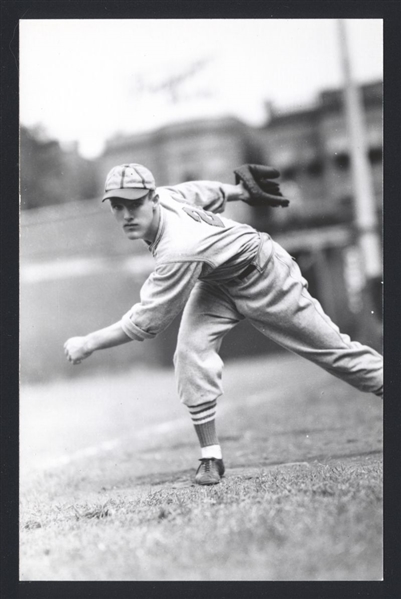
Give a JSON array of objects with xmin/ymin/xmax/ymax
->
[{"xmin": 182, "ymin": 206, "xmax": 225, "ymax": 228}]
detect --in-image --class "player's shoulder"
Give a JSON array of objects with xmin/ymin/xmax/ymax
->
[
  {"xmin": 157, "ymin": 186, "xmax": 188, "ymax": 206},
  {"xmin": 153, "ymin": 201, "xmax": 211, "ymax": 260}
]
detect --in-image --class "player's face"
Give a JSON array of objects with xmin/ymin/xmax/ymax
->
[{"xmin": 109, "ymin": 194, "xmax": 160, "ymax": 243}]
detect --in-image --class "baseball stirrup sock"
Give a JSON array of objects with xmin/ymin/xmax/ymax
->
[{"xmin": 188, "ymin": 399, "xmax": 219, "ymax": 448}]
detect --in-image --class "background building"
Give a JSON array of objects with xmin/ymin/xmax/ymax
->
[{"xmin": 257, "ymin": 80, "xmax": 382, "ymax": 233}]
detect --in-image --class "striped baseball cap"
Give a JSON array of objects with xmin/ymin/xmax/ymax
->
[{"xmin": 102, "ymin": 163, "xmax": 156, "ymax": 201}]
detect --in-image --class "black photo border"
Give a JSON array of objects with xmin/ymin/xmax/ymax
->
[{"xmin": 1, "ymin": 1, "xmax": 400, "ymax": 598}]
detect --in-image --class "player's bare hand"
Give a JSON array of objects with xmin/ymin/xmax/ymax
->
[
  {"xmin": 64, "ymin": 336, "xmax": 93, "ymax": 365},
  {"xmin": 237, "ymin": 181, "xmax": 251, "ymax": 202}
]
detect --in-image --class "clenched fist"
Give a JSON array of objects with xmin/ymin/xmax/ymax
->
[{"xmin": 64, "ymin": 336, "xmax": 93, "ymax": 365}]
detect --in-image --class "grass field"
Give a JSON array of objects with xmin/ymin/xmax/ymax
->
[{"xmin": 19, "ymin": 354, "xmax": 383, "ymax": 581}]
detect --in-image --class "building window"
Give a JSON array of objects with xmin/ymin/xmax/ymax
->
[
  {"xmin": 333, "ymin": 153, "xmax": 350, "ymax": 170},
  {"xmin": 368, "ymin": 147, "xmax": 382, "ymax": 164},
  {"xmin": 339, "ymin": 194, "xmax": 353, "ymax": 208},
  {"xmin": 306, "ymin": 159, "xmax": 324, "ymax": 177},
  {"xmin": 180, "ymin": 171, "xmax": 199, "ymax": 182},
  {"xmin": 337, "ymin": 195, "xmax": 354, "ymax": 221},
  {"xmin": 281, "ymin": 166, "xmax": 298, "ymax": 180}
]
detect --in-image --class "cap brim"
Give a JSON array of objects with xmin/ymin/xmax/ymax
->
[{"xmin": 102, "ymin": 188, "xmax": 151, "ymax": 201}]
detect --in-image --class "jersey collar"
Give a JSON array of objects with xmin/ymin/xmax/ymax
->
[{"xmin": 147, "ymin": 204, "xmax": 164, "ymax": 254}]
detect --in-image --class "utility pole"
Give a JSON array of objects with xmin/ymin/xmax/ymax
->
[{"xmin": 337, "ymin": 19, "xmax": 382, "ymax": 343}]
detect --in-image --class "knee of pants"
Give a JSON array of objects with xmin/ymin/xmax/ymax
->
[
  {"xmin": 174, "ymin": 337, "xmax": 212, "ymax": 380},
  {"xmin": 174, "ymin": 324, "xmax": 213, "ymax": 365},
  {"xmin": 174, "ymin": 336, "xmax": 195, "ymax": 370},
  {"xmin": 174, "ymin": 337, "xmax": 224, "ymax": 407}
]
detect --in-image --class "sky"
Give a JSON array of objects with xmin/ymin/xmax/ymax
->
[{"xmin": 19, "ymin": 19, "xmax": 383, "ymax": 159}]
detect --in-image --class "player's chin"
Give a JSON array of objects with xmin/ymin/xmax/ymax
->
[{"xmin": 123, "ymin": 226, "xmax": 143, "ymax": 240}]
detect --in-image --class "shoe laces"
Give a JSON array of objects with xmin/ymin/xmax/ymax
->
[{"xmin": 199, "ymin": 458, "xmax": 215, "ymax": 472}]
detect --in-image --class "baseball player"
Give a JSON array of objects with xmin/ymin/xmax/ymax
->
[{"xmin": 64, "ymin": 163, "xmax": 383, "ymax": 485}]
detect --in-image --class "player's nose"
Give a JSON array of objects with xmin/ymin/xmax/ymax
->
[{"xmin": 122, "ymin": 206, "xmax": 133, "ymax": 220}]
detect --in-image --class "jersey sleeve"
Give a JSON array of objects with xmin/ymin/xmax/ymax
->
[
  {"xmin": 120, "ymin": 261, "xmax": 204, "ymax": 341},
  {"xmin": 159, "ymin": 181, "xmax": 228, "ymax": 213}
]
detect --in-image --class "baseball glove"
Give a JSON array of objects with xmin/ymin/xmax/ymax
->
[{"xmin": 234, "ymin": 164, "xmax": 290, "ymax": 207}]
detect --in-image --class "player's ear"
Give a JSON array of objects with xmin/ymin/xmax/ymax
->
[{"xmin": 152, "ymin": 193, "xmax": 159, "ymax": 209}]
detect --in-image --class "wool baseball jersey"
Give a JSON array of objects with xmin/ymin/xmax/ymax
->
[{"xmin": 120, "ymin": 181, "xmax": 268, "ymax": 342}]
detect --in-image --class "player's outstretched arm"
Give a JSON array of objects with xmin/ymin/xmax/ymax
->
[
  {"xmin": 221, "ymin": 182, "xmax": 251, "ymax": 203},
  {"xmin": 163, "ymin": 180, "xmax": 250, "ymax": 213},
  {"xmin": 64, "ymin": 322, "xmax": 132, "ymax": 365}
]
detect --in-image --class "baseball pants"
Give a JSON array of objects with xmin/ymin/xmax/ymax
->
[{"xmin": 174, "ymin": 237, "xmax": 383, "ymax": 407}]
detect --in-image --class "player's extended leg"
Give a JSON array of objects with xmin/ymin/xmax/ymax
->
[
  {"xmin": 236, "ymin": 240, "xmax": 383, "ymax": 397},
  {"xmin": 174, "ymin": 280, "xmax": 242, "ymax": 484}
]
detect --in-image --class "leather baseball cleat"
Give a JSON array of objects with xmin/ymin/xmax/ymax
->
[{"xmin": 195, "ymin": 458, "xmax": 225, "ymax": 485}]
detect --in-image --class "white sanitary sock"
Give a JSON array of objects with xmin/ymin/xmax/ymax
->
[{"xmin": 201, "ymin": 445, "xmax": 222, "ymax": 459}]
